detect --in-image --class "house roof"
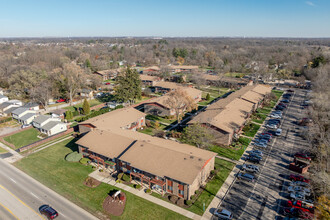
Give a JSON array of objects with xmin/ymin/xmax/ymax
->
[
  {"xmin": 50, "ymin": 109, "xmax": 67, "ymax": 115},
  {"xmin": 144, "ymin": 66, "xmax": 160, "ymax": 71},
  {"xmin": 11, "ymin": 107, "xmax": 30, "ymax": 115},
  {"xmin": 0, "ymin": 102, "xmax": 13, "ymax": 110},
  {"xmin": 153, "ymin": 81, "xmax": 181, "ymax": 90},
  {"xmin": 189, "ymin": 84, "xmax": 271, "ymax": 133},
  {"xmin": 41, "ymin": 121, "xmax": 64, "ymax": 131},
  {"xmin": 32, "ymin": 115, "xmax": 52, "ymax": 124},
  {"xmin": 20, "ymin": 112, "xmax": 36, "ymax": 121},
  {"xmin": 94, "ymin": 69, "xmax": 121, "ymax": 75},
  {"xmin": 23, "ymin": 102, "xmax": 39, "ymax": 108},
  {"xmin": 139, "ymin": 74, "xmax": 159, "ymax": 82},
  {"xmin": 3, "ymin": 106, "xmax": 20, "ymax": 115},
  {"xmin": 77, "ymin": 107, "xmax": 216, "ymax": 184},
  {"xmin": 0, "ymin": 95, "xmax": 8, "ymax": 99},
  {"xmin": 169, "ymin": 65, "xmax": 199, "ymax": 70}
]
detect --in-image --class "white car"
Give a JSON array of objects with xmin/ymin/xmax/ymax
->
[
  {"xmin": 275, "ymin": 128, "xmax": 282, "ymax": 136},
  {"xmin": 266, "ymin": 124, "xmax": 278, "ymax": 129},
  {"xmin": 270, "ymin": 114, "xmax": 282, "ymax": 119},
  {"xmin": 214, "ymin": 208, "xmax": 233, "ymax": 219}
]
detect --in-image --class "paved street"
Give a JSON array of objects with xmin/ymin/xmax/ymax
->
[
  {"xmin": 0, "ymin": 159, "xmax": 99, "ymax": 220},
  {"xmin": 217, "ymin": 88, "xmax": 311, "ymax": 220}
]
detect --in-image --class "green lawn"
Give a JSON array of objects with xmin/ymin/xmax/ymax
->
[
  {"xmin": 256, "ymin": 108, "xmax": 272, "ymax": 115},
  {"xmin": 64, "ymin": 99, "xmax": 103, "ymax": 111},
  {"xmin": 272, "ymin": 90, "xmax": 284, "ymax": 99},
  {"xmin": 14, "ymin": 138, "xmax": 187, "ymax": 220},
  {"xmin": 4, "ymin": 128, "xmax": 40, "ymax": 149},
  {"xmin": 186, "ymin": 159, "xmax": 235, "ymax": 215},
  {"xmin": 146, "ymin": 115, "xmax": 176, "ymax": 125},
  {"xmin": 242, "ymin": 123, "xmax": 261, "ymax": 137},
  {"xmin": 209, "ymin": 137, "xmax": 251, "ymax": 160},
  {"xmin": 0, "ymin": 147, "xmax": 8, "ymax": 154},
  {"xmin": 138, "ymin": 124, "xmax": 167, "ymax": 136}
]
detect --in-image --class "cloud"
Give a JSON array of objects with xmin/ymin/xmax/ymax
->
[{"xmin": 306, "ymin": 1, "xmax": 315, "ymax": 6}]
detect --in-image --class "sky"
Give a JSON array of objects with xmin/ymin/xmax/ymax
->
[{"xmin": 0, "ymin": 0, "xmax": 329, "ymax": 38}]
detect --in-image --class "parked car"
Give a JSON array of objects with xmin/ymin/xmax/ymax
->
[
  {"xmin": 255, "ymin": 138, "xmax": 269, "ymax": 144},
  {"xmin": 276, "ymin": 105, "xmax": 285, "ymax": 111},
  {"xmin": 247, "ymin": 155, "xmax": 262, "ymax": 163},
  {"xmin": 39, "ymin": 205, "xmax": 58, "ymax": 219},
  {"xmin": 56, "ymin": 98, "xmax": 66, "ymax": 103},
  {"xmin": 281, "ymin": 99, "xmax": 290, "ymax": 103},
  {"xmin": 287, "ymin": 89, "xmax": 294, "ymax": 92},
  {"xmin": 294, "ymin": 153, "xmax": 312, "ymax": 161},
  {"xmin": 213, "ymin": 208, "xmax": 233, "ymax": 219},
  {"xmin": 289, "ymin": 174, "xmax": 310, "ymax": 183},
  {"xmin": 269, "ymin": 119, "xmax": 281, "ymax": 124},
  {"xmin": 253, "ymin": 142, "xmax": 267, "ymax": 148},
  {"xmin": 237, "ymin": 173, "xmax": 256, "ymax": 182},
  {"xmin": 289, "ymin": 181, "xmax": 310, "ymax": 187},
  {"xmin": 249, "ymin": 150, "xmax": 263, "ymax": 157},
  {"xmin": 21, "ymin": 124, "xmax": 32, "ymax": 129},
  {"xmin": 283, "ymin": 207, "xmax": 311, "ymax": 218},
  {"xmin": 270, "ymin": 114, "xmax": 282, "ymax": 119},
  {"xmin": 273, "ymin": 110, "xmax": 282, "ymax": 115},
  {"xmin": 288, "ymin": 186, "xmax": 311, "ymax": 195},
  {"xmin": 242, "ymin": 164, "xmax": 260, "ymax": 173},
  {"xmin": 287, "ymin": 200, "xmax": 314, "ymax": 210},
  {"xmin": 266, "ymin": 124, "xmax": 278, "ymax": 129},
  {"xmin": 278, "ymin": 103, "xmax": 288, "ymax": 108},
  {"xmin": 275, "ymin": 128, "xmax": 282, "ymax": 136},
  {"xmin": 105, "ymin": 82, "xmax": 111, "ymax": 85},
  {"xmin": 290, "ymin": 191, "xmax": 306, "ymax": 201},
  {"xmin": 249, "ymin": 153, "xmax": 263, "ymax": 160}
]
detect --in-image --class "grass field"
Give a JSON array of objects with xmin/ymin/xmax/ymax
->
[
  {"xmin": 242, "ymin": 123, "xmax": 261, "ymax": 137},
  {"xmin": 186, "ymin": 159, "xmax": 235, "ymax": 215},
  {"xmin": 14, "ymin": 138, "xmax": 188, "ymax": 220},
  {"xmin": 209, "ymin": 137, "xmax": 251, "ymax": 160},
  {"xmin": 64, "ymin": 99, "xmax": 103, "ymax": 111},
  {"xmin": 4, "ymin": 128, "xmax": 40, "ymax": 149},
  {"xmin": 0, "ymin": 146, "xmax": 8, "ymax": 154}
]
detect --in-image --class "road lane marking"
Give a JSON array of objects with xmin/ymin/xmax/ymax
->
[
  {"xmin": 30, "ymin": 192, "xmax": 39, "ymax": 199},
  {"xmin": 9, "ymin": 178, "xmax": 17, "ymax": 184},
  {"xmin": 0, "ymin": 184, "xmax": 45, "ymax": 219},
  {"xmin": 0, "ymin": 201, "xmax": 19, "ymax": 220}
]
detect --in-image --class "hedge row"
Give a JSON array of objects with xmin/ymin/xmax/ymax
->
[{"xmin": 0, "ymin": 117, "xmax": 12, "ymax": 123}]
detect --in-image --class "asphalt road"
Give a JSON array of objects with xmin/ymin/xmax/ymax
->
[
  {"xmin": 217, "ymin": 88, "xmax": 311, "ymax": 220},
  {"xmin": 0, "ymin": 159, "xmax": 99, "ymax": 220}
]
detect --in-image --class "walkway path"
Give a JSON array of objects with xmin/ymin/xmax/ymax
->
[
  {"xmin": 0, "ymin": 142, "xmax": 23, "ymax": 163},
  {"xmin": 215, "ymin": 155, "xmax": 239, "ymax": 164},
  {"xmin": 89, "ymin": 170, "xmax": 202, "ymax": 220}
]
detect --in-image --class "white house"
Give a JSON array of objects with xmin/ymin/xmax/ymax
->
[
  {"xmin": 11, "ymin": 107, "xmax": 37, "ymax": 125},
  {"xmin": 0, "ymin": 101, "xmax": 22, "ymax": 116},
  {"xmin": 39, "ymin": 121, "xmax": 67, "ymax": 136},
  {"xmin": 6, "ymin": 100, "xmax": 23, "ymax": 106},
  {"xmin": 32, "ymin": 115, "xmax": 61, "ymax": 129},
  {"xmin": 0, "ymin": 95, "xmax": 9, "ymax": 104}
]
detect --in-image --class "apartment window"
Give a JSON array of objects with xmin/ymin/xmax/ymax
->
[
  {"xmin": 167, "ymin": 186, "xmax": 173, "ymax": 192},
  {"xmin": 178, "ymin": 190, "xmax": 184, "ymax": 195}
]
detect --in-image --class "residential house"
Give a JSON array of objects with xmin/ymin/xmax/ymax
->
[
  {"xmin": 188, "ymin": 84, "xmax": 271, "ymax": 146},
  {"xmin": 0, "ymin": 95, "xmax": 9, "ymax": 104},
  {"xmin": 139, "ymin": 74, "xmax": 161, "ymax": 86},
  {"xmin": 144, "ymin": 87, "xmax": 202, "ymax": 117},
  {"xmin": 142, "ymin": 66, "xmax": 160, "ymax": 74},
  {"xmin": 93, "ymin": 69, "xmax": 120, "ymax": 81},
  {"xmin": 168, "ymin": 65, "xmax": 199, "ymax": 73},
  {"xmin": 50, "ymin": 109, "xmax": 67, "ymax": 119},
  {"xmin": 78, "ymin": 89, "xmax": 94, "ymax": 99},
  {"xmin": 32, "ymin": 115, "xmax": 67, "ymax": 136},
  {"xmin": 23, "ymin": 102, "xmax": 40, "ymax": 111},
  {"xmin": 11, "ymin": 108, "xmax": 37, "ymax": 124},
  {"xmin": 152, "ymin": 81, "xmax": 181, "ymax": 93},
  {"xmin": 77, "ymin": 107, "xmax": 216, "ymax": 200},
  {"xmin": 0, "ymin": 100, "xmax": 22, "ymax": 116}
]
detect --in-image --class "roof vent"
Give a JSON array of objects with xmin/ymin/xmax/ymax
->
[
  {"xmin": 198, "ymin": 158, "xmax": 202, "ymax": 161},
  {"xmin": 190, "ymin": 156, "xmax": 194, "ymax": 159},
  {"xmin": 140, "ymin": 144, "xmax": 144, "ymax": 147},
  {"xmin": 184, "ymin": 158, "xmax": 187, "ymax": 160}
]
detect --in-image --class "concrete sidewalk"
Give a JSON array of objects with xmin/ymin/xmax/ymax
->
[
  {"xmin": 0, "ymin": 142, "xmax": 23, "ymax": 163},
  {"xmin": 89, "ymin": 170, "xmax": 202, "ymax": 220}
]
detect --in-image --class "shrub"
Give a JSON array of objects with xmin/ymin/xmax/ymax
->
[
  {"xmin": 122, "ymin": 174, "xmax": 130, "ymax": 182},
  {"xmin": 72, "ymin": 110, "xmax": 79, "ymax": 117},
  {"xmin": 146, "ymin": 189, "xmax": 151, "ymax": 193},
  {"xmin": 0, "ymin": 117, "xmax": 12, "ymax": 123},
  {"xmin": 211, "ymin": 170, "xmax": 216, "ymax": 175},
  {"xmin": 186, "ymin": 200, "xmax": 192, "ymax": 206},
  {"xmin": 135, "ymin": 184, "xmax": 142, "ymax": 189},
  {"xmin": 190, "ymin": 195, "xmax": 195, "ymax": 200},
  {"xmin": 195, "ymin": 190, "xmax": 199, "ymax": 194},
  {"xmin": 79, "ymin": 158, "xmax": 91, "ymax": 165},
  {"xmin": 99, "ymin": 169, "xmax": 103, "ymax": 172},
  {"xmin": 65, "ymin": 111, "xmax": 73, "ymax": 120},
  {"xmin": 65, "ymin": 152, "xmax": 82, "ymax": 162},
  {"xmin": 117, "ymin": 173, "xmax": 124, "ymax": 180},
  {"xmin": 114, "ymin": 105, "xmax": 123, "ymax": 110}
]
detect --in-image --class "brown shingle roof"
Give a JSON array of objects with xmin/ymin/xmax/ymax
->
[{"xmin": 139, "ymin": 74, "xmax": 160, "ymax": 81}]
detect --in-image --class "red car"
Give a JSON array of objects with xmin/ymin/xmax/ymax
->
[
  {"xmin": 294, "ymin": 153, "xmax": 312, "ymax": 161},
  {"xmin": 105, "ymin": 82, "xmax": 111, "ymax": 85},
  {"xmin": 56, "ymin": 98, "xmax": 66, "ymax": 103},
  {"xmin": 289, "ymin": 174, "xmax": 310, "ymax": 183},
  {"xmin": 39, "ymin": 205, "xmax": 58, "ymax": 219},
  {"xmin": 287, "ymin": 200, "xmax": 314, "ymax": 213},
  {"xmin": 283, "ymin": 207, "xmax": 314, "ymax": 219}
]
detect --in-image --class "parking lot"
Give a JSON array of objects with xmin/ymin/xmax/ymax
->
[{"xmin": 217, "ymin": 88, "xmax": 312, "ymax": 219}]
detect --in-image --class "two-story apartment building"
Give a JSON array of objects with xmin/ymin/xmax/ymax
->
[{"xmin": 77, "ymin": 107, "xmax": 216, "ymax": 200}]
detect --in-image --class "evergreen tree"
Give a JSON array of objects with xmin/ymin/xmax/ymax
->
[
  {"xmin": 65, "ymin": 110, "xmax": 73, "ymax": 120},
  {"xmin": 206, "ymin": 93, "xmax": 211, "ymax": 101},
  {"xmin": 115, "ymin": 67, "xmax": 142, "ymax": 104},
  {"xmin": 82, "ymin": 99, "xmax": 90, "ymax": 115}
]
